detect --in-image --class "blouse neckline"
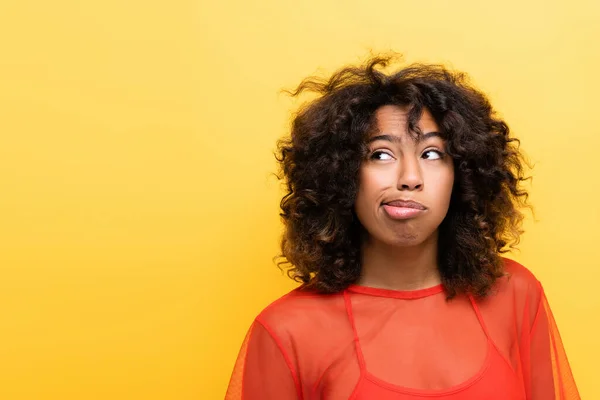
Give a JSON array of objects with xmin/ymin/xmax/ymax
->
[{"xmin": 346, "ymin": 283, "xmax": 444, "ymax": 299}]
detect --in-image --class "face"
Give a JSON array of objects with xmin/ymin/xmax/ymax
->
[{"xmin": 354, "ymin": 105, "xmax": 454, "ymax": 247}]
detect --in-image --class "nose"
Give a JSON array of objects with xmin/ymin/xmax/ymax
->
[{"xmin": 397, "ymin": 155, "xmax": 423, "ymax": 191}]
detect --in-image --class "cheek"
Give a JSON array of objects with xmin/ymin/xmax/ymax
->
[
  {"xmin": 425, "ymin": 166, "xmax": 454, "ymax": 203},
  {"xmin": 438, "ymin": 169, "xmax": 455, "ymax": 206},
  {"xmin": 356, "ymin": 168, "xmax": 387, "ymax": 213},
  {"xmin": 359, "ymin": 167, "xmax": 392, "ymax": 194}
]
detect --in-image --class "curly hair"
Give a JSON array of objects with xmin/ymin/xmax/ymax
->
[{"xmin": 276, "ymin": 55, "xmax": 530, "ymax": 298}]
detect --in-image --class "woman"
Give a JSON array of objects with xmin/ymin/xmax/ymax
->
[{"xmin": 225, "ymin": 55, "xmax": 580, "ymax": 399}]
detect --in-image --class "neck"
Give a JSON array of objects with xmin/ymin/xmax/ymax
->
[{"xmin": 357, "ymin": 232, "xmax": 441, "ymax": 291}]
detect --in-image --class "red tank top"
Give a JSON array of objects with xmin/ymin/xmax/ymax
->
[{"xmin": 344, "ymin": 291, "xmax": 525, "ymax": 399}]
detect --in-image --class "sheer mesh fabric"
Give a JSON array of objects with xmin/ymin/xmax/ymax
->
[{"xmin": 226, "ymin": 259, "xmax": 579, "ymax": 399}]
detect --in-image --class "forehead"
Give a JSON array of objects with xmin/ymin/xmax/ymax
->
[{"xmin": 372, "ymin": 105, "xmax": 439, "ymax": 136}]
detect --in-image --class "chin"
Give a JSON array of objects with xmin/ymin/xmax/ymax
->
[
  {"xmin": 383, "ymin": 231, "xmax": 423, "ymax": 247},
  {"xmin": 381, "ymin": 223, "xmax": 441, "ymax": 248}
]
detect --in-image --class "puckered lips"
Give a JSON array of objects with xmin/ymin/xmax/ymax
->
[{"xmin": 382, "ymin": 199, "xmax": 427, "ymax": 220}]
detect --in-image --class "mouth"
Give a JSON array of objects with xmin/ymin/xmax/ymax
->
[
  {"xmin": 383, "ymin": 199, "xmax": 426, "ymax": 210},
  {"xmin": 381, "ymin": 199, "xmax": 426, "ymax": 220}
]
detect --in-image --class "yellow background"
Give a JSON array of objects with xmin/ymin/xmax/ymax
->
[{"xmin": 0, "ymin": 0, "xmax": 598, "ymax": 398}]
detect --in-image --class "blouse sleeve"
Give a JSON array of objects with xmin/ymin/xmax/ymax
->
[
  {"xmin": 524, "ymin": 284, "xmax": 580, "ymax": 399},
  {"xmin": 225, "ymin": 320, "xmax": 302, "ymax": 400}
]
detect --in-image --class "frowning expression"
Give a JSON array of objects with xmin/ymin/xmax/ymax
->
[{"xmin": 354, "ymin": 105, "xmax": 455, "ymax": 247}]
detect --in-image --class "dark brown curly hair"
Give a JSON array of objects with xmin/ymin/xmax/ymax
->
[{"xmin": 276, "ymin": 55, "xmax": 530, "ymax": 298}]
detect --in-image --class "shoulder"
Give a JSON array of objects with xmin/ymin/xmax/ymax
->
[
  {"xmin": 256, "ymin": 287, "xmax": 346, "ymax": 331},
  {"xmin": 476, "ymin": 258, "xmax": 549, "ymax": 342},
  {"xmin": 252, "ymin": 287, "xmax": 349, "ymax": 353},
  {"xmin": 249, "ymin": 288, "xmax": 354, "ymax": 383},
  {"xmin": 478, "ymin": 257, "xmax": 544, "ymax": 321},
  {"xmin": 499, "ymin": 257, "xmax": 543, "ymax": 296}
]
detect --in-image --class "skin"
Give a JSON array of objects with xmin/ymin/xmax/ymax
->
[{"xmin": 354, "ymin": 105, "xmax": 455, "ymax": 290}]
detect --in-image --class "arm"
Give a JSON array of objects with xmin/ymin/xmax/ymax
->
[
  {"xmin": 225, "ymin": 320, "xmax": 302, "ymax": 400},
  {"xmin": 524, "ymin": 284, "xmax": 580, "ymax": 399}
]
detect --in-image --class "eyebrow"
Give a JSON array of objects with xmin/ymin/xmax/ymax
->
[{"xmin": 366, "ymin": 131, "xmax": 443, "ymax": 144}]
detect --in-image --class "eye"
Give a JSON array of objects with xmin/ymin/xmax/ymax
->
[
  {"xmin": 422, "ymin": 149, "xmax": 444, "ymax": 160},
  {"xmin": 370, "ymin": 150, "xmax": 394, "ymax": 161}
]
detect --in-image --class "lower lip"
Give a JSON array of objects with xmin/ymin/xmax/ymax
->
[{"xmin": 382, "ymin": 205, "xmax": 425, "ymax": 220}]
